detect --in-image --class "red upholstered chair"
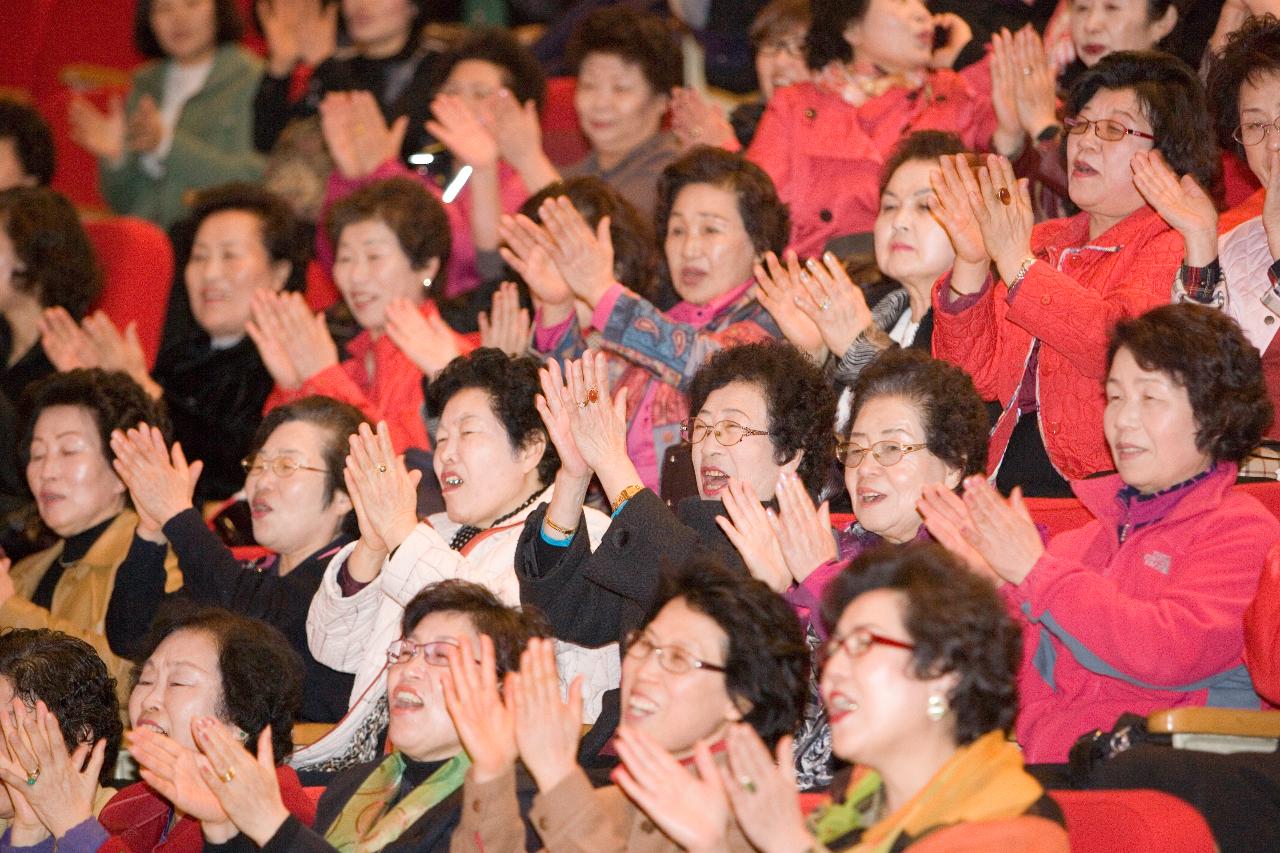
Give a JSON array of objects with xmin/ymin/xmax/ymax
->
[
  {"xmin": 304, "ymin": 258, "xmax": 341, "ymax": 313},
  {"xmin": 541, "ymin": 76, "xmax": 590, "ymax": 169},
  {"xmin": 84, "ymin": 216, "xmax": 173, "ymax": 371},
  {"xmin": 1051, "ymin": 790, "xmax": 1215, "ymax": 853}
]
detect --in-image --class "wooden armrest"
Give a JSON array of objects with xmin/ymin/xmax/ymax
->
[
  {"xmin": 292, "ymin": 722, "xmax": 336, "ymax": 747},
  {"xmin": 1148, "ymin": 707, "xmax": 1280, "ymax": 738}
]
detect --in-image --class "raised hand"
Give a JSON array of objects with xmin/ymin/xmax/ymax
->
[
  {"xmin": 928, "ymin": 155, "xmax": 989, "ymax": 270},
  {"xmin": 318, "ymin": 90, "xmax": 408, "ymax": 180},
  {"xmin": 498, "ymin": 214, "xmax": 575, "ymax": 323},
  {"xmin": 81, "ymin": 312, "xmax": 159, "ymax": 395},
  {"xmin": 109, "ymin": 422, "xmax": 203, "ymax": 537},
  {"xmin": 793, "ymin": 251, "xmax": 873, "ymax": 357},
  {"xmin": 958, "ymin": 475, "xmax": 1043, "ymax": 586},
  {"xmin": 967, "ymin": 154, "xmax": 1035, "ymax": 278},
  {"xmin": 715, "ymin": 478, "xmax": 791, "ymax": 592},
  {"xmin": 670, "ymin": 87, "xmax": 735, "ymax": 151},
  {"xmin": 426, "ymin": 93, "xmax": 499, "ymax": 169},
  {"xmin": 67, "ymin": 94, "xmax": 126, "ymax": 163},
  {"xmin": 560, "ymin": 351, "xmax": 631, "ymax": 483},
  {"xmin": 247, "ymin": 290, "xmax": 339, "ymax": 387},
  {"xmin": 129, "ymin": 726, "xmax": 227, "ymax": 824},
  {"xmin": 442, "ymin": 635, "xmax": 518, "ymax": 783},
  {"xmin": 478, "ymin": 282, "xmax": 533, "ymax": 357},
  {"xmin": 538, "ymin": 196, "xmax": 615, "ymax": 308},
  {"xmin": 0, "ymin": 699, "xmax": 108, "ymax": 840},
  {"xmin": 752, "ymin": 251, "xmax": 827, "ymax": 362},
  {"xmin": 511, "ymin": 637, "xmax": 582, "ymax": 792},
  {"xmin": 770, "ymin": 471, "xmax": 836, "ymax": 584},
  {"xmin": 126, "ymin": 95, "xmax": 164, "ymax": 154},
  {"xmin": 929, "ymin": 12, "xmax": 973, "ymax": 69},
  {"xmin": 1011, "ymin": 26, "xmax": 1058, "ymax": 140},
  {"xmin": 38, "ymin": 307, "xmax": 97, "ymax": 372},
  {"xmin": 989, "ymin": 28, "xmax": 1026, "ymax": 156},
  {"xmin": 193, "ymin": 720, "xmax": 290, "ymax": 846},
  {"xmin": 720, "ymin": 725, "xmax": 813, "ymax": 853},
  {"xmin": 534, "ymin": 357, "xmax": 589, "ymax": 481},
  {"xmin": 612, "ymin": 727, "xmax": 732, "ymax": 853},
  {"xmin": 384, "ymin": 298, "xmax": 462, "ymax": 378},
  {"xmin": 915, "ymin": 482, "xmax": 1000, "ymax": 583},
  {"xmin": 490, "ymin": 88, "xmax": 546, "ymax": 173},
  {"xmin": 343, "ymin": 421, "xmax": 421, "ymax": 555},
  {"xmin": 1131, "ymin": 149, "xmax": 1218, "ymax": 266}
]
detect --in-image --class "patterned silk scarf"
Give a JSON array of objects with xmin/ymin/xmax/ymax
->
[{"xmin": 324, "ymin": 751, "xmax": 471, "ymax": 852}]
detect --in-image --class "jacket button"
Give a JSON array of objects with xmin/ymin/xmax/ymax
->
[
  {"xmin": 1040, "ymin": 295, "xmax": 1051, "ymax": 305},
  {"xmin": 819, "ymin": 209, "xmax": 833, "ymax": 222},
  {"xmin": 640, "ymin": 820, "xmax": 656, "ymax": 833},
  {"xmin": 1267, "ymin": 316, "xmax": 1276, "ymax": 325},
  {"xmin": 804, "ymin": 108, "xmax": 816, "ymax": 119}
]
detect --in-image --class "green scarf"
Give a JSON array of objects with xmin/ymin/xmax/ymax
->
[{"xmin": 324, "ymin": 751, "xmax": 471, "ymax": 852}]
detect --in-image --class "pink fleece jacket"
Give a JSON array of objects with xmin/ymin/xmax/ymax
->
[{"xmin": 1006, "ymin": 464, "xmax": 1280, "ymax": 763}]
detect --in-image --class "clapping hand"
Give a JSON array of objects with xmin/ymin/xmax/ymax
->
[
  {"xmin": 426, "ymin": 93, "xmax": 499, "ymax": 169},
  {"xmin": 38, "ymin": 307, "xmax": 97, "ymax": 372},
  {"xmin": 384, "ymin": 298, "xmax": 462, "ymax": 378},
  {"xmin": 967, "ymin": 154, "xmax": 1035, "ymax": 281},
  {"xmin": 479, "ymin": 282, "xmax": 533, "ymax": 357},
  {"xmin": 720, "ymin": 725, "xmax": 814, "ymax": 853},
  {"xmin": 534, "ymin": 357, "xmax": 590, "ymax": 481},
  {"xmin": 928, "ymin": 155, "xmax": 990, "ymax": 271},
  {"xmin": 752, "ymin": 251, "xmax": 827, "ymax": 362},
  {"xmin": 246, "ymin": 290, "xmax": 339, "ymax": 390},
  {"xmin": 319, "ymin": 90, "xmax": 409, "ymax": 180},
  {"xmin": 109, "ymin": 422, "xmax": 203, "ymax": 541},
  {"xmin": 442, "ymin": 635, "xmax": 518, "ymax": 783},
  {"xmin": 671, "ymin": 87, "xmax": 735, "ymax": 151},
  {"xmin": 1131, "ymin": 149, "xmax": 1218, "ymax": 266},
  {"xmin": 192, "ymin": 720, "xmax": 290, "ymax": 846},
  {"xmin": 537, "ymin": 197, "xmax": 615, "ymax": 308},
  {"xmin": 67, "ymin": 94, "xmax": 126, "ymax": 163},
  {"xmin": 716, "ymin": 478, "xmax": 791, "ymax": 592},
  {"xmin": 498, "ymin": 213, "xmax": 575, "ymax": 325},
  {"xmin": 771, "ymin": 471, "xmax": 836, "ymax": 584},
  {"xmin": 126, "ymin": 96, "xmax": 164, "ymax": 154},
  {"xmin": 129, "ymin": 726, "xmax": 228, "ymax": 825},
  {"xmin": 343, "ymin": 421, "xmax": 421, "ymax": 557},
  {"xmin": 511, "ymin": 637, "xmax": 582, "ymax": 792}
]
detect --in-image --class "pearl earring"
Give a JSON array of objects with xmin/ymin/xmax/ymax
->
[
  {"xmin": 422, "ymin": 276, "xmax": 433, "ymax": 290},
  {"xmin": 926, "ymin": 694, "xmax": 948, "ymax": 722}
]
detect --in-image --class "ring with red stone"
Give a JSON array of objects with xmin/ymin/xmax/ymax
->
[
  {"xmin": 587, "ymin": 388, "xmax": 599, "ymax": 404},
  {"xmin": 997, "ymin": 187, "xmax": 1012, "ymax": 205}
]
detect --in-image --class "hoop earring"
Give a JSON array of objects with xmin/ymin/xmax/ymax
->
[{"xmin": 926, "ymin": 694, "xmax": 948, "ymax": 722}]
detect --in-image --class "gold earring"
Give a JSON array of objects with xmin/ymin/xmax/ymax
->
[{"xmin": 926, "ymin": 694, "xmax": 948, "ymax": 722}]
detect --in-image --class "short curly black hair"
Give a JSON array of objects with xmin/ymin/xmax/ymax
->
[
  {"xmin": 0, "ymin": 628, "xmax": 122, "ymax": 784},
  {"xmin": 134, "ymin": 0, "xmax": 244, "ymax": 59},
  {"xmin": 656, "ymin": 147, "xmax": 790, "ymax": 260},
  {"xmin": 430, "ymin": 27, "xmax": 547, "ymax": 111},
  {"xmin": 821, "ymin": 542, "xmax": 1021, "ymax": 745},
  {"xmin": 133, "ymin": 603, "xmax": 302, "ymax": 763},
  {"xmin": 567, "ymin": 6, "xmax": 684, "ymax": 95},
  {"xmin": 19, "ymin": 368, "xmax": 172, "ymax": 471},
  {"xmin": 0, "ymin": 100, "xmax": 54, "ymax": 187},
  {"xmin": 248, "ymin": 395, "xmax": 368, "ymax": 507},
  {"xmin": 1205, "ymin": 14, "xmax": 1280, "ymax": 156},
  {"xmin": 1066, "ymin": 50, "xmax": 1220, "ymax": 193},
  {"xmin": 425, "ymin": 348, "xmax": 559, "ymax": 487},
  {"xmin": 805, "ymin": 0, "xmax": 869, "ymax": 70},
  {"xmin": 688, "ymin": 341, "xmax": 836, "ymax": 496},
  {"xmin": 878, "ymin": 130, "xmax": 968, "ymax": 199},
  {"xmin": 639, "ymin": 556, "xmax": 809, "ymax": 749},
  {"xmin": 847, "ymin": 348, "xmax": 988, "ymax": 479},
  {"xmin": 187, "ymin": 183, "xmax": 309, "ymax": 294},
  {"xmin": 0, "ymin": 187, "xmax": 100, "ymax": 318},
  {"xmin": 327, "ymin": 177, "xmax": 452, "ymax": 295},
  {"xmin": 400, "ymin": 579, "xmax": 551, "ymax": 677},
  {"xmin": 519, "ymin": 176, "xmax": 661, "ymax": 302},
  {"xmin": 1107, "ymin": 303, "xmax": 1272, "ymax": 464}
]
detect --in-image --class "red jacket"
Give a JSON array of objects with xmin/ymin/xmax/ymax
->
[
  {"xmin": 1005, "ymin": 464, "xmax": 1280, "ymax": 763},
  {"xmin": 746, "ymin": 69, "xmax": 995, "ymax": 257},
  {"xmin": 1245, "ymin": 543, "xmax": 1280, "ymax": 707},
  {"xmin": 263, "ymin": 300, "xmax": 475, "ymax": 453},
  {"xmin": 932, "ymin": 206, "xmax": 1182, "ymax": 481}
]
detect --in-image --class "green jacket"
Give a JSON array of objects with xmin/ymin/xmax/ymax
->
[{"xmin": 100, "ymin": 44, "xmax": 265, "ymax": 227}]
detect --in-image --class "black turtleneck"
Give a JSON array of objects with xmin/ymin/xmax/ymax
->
[
  {"xmin": 31, "ymin": 514, "xmax": 117, "ymax": 609},
  {"xmin": 398, "ymin": 754, "xmax": 450, "ymax": 802}
]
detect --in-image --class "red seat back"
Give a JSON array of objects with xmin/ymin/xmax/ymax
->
[
  {"xmin": 1051, "ymin": 790, "xmax": 1215, "ymax": 853},
  {"xmin": 304, "ymin": 258, "xmax": 340, "ymax": 313},
  {"xmin": 84, "ymin": 216, "xmax": 173, "ymax": 370},
  {"xmin": 540, "ymin": 76, "xmax": 589, "ymax": 169}
]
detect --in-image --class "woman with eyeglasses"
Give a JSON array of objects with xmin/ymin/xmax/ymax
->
[
  {"xmin": 1135, "ymin": 15, "xmax": 1280, "ymax": 440},
  {"xmin": 178, "ymin": 580, "xmax": 545, "ymax": 853},
  {"xmin": 930, "ymin": 50, "xmax": 1219, "ymax": 497},
  {"xmin": 707, "ymin": 543, "xmax": 1069, "ymax": 853},
  {"xmin": 105, "ymin": 396, "xmax": 366, "ymax": 723},
  {"xmin": 449, "ymin": 557, "xmax": 810, "ymax": 853}
]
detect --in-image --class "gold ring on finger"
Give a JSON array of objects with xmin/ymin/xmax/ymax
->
[
  {"xmin": 819, "ymin": 299, "xmax": 832, "ymax": 311},
  {"xmin": 25, "ymin": 767, "xmax": 39, "ymax": 786},
  {"xmin": 577, "ymin": 400, "xmax": 589, "ymax": 409},
  {"xmin": 219, "ymin": 766, "xmax": 236, "ymax": 783},
  {"xmin": 376, "ymin": 464, "xmax": 388, "ymax": 473}
]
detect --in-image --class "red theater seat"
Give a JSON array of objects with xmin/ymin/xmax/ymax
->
[
  {"xmin": 84, "ymin": 216, "xmax": 172, "ymax": 371},
  {"xmin": 1051, "ymin": 790, "xmax": 1215, "ymax": 853}
]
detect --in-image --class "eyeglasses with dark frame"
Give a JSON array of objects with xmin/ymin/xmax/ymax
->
[
  {"xmin": 624, "ymin": 630, "xmax": 727, "ymax": 675},
  {"xmin": 818, "ymin": 627, "xmax": 916, "ymax": 670},
  {"xmin": 241, "ymin": 455, "xmax": 328, "ymax": 478},
  {"xmin": 1234, "ymin": 116, "xmax": 1280, "ymax": 146},
  {"xmin": 680, "ymin": 418, "xmax": 772, "ymax": 447},
  {"xmin": 1063, "ymin": 116, "xmax": 1156, "ymax": 143},
  {"xmin": 835, "ymin": 439, "xmax": 928, "ymax": 469}
]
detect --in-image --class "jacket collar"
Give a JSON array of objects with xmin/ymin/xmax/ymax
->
[
  {"xmin": 1071, "ymin": 461, "xmax": 1237, "ymax": 526},
  {"xmin": 1039, "ymin": 204, "xmax": 1169, "ymax": 254}
]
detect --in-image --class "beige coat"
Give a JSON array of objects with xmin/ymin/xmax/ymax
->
[{"xmin": 0, "ymin": 511, "xmax": 181, "ymax": 707}]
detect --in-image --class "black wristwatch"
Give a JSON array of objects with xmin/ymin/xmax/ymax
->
[{"xmin": 1036, "ymin": 123, "xmax": 1062, "ymax": 143}]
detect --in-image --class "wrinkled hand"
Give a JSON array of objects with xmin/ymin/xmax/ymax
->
[
  {"xmin": 319, "ymin": 90, "xmax": 408, "ymax": 180},
  {"xmin": 67, "ymin": 94, "xmax": 126, "ymax": 162},
  {"xmin": 753, "ymin": 251, "xmax": 827, "ymax": 362},
  {"xmin": 612, "ymin": 727, "xmax": 731, "ymax": 853},
  {"xmin": 968, "ymin": 154, "xmax": 1034, "ymax": 277},
  {"xmin": 538, "ymin": 197, "xmax": 615, "ymax": 307},
  {"xmin": 110, "ymin": 423, "xmax": 203, "ymax": 535},
  {"xmin": 343, "ymin": 421, "xmax": 421, "ymax": 554},
  {"xmin": 247, "ymin": 290, "xmax": 339, "ymax": 386},
  {"xmin": 512, "ymin": 637, "xmax": 582, "ymax": 792},
  {"xmin": 989, "ymin": 28, "xmax": 1025, "ymax": 155},
  {"xmin": 716, "ymin": 478, "xmax": 790, "ymax": 592},
  {"xmin": 670, "ymin": 87, "xmax": 735, "ymax": 151},
  {"xmin": 770, "ymin": 471, "xmax": 835, "ymax": 584},
  {"xmin": 1131, "ymin": 149, "xmax": 1218, "ymax": 264},
  {"xmin": 916, "ymin": 482, "xmax": 1000, "ymax": 583},
  {"xmin": 38, "ymin": 307, "xmax": 98, "ymax": 372},
  {"xmin": 535, "ymin": 357, "xmax": 589, "ymax": 480},
  {"xmin": 928, "ymin": 154, "xmax": 988, "ymax": 267},
  {"xmin": 560, "ymin": 350, "xmax": 629, "ymax": 477},
  {"xmin": 129, "ymin": 726, "xmax": 227, "ymax": 824},
  {"xmin": 193, "ymin": 721, "xmax": 289, "ymax": 847},
  {"xmin": 721, "ymin": 726, "xmax": 813, "ymax": 853},
  {"xmin": 479, "ymin": 282, "xmax": 533, "ymax": 357},
  {"xmin": 790, "ymin": 251, "xmax": 873, "ymax": 357},
  {"xmin": 384, "ymin": 298, "xmax": 462, "ymax": 378},
  {"xmin": 443, "ymin": 635, "xmax": 518, "ymax": 783},
  {"xmin": 1011, "ymin": 26, "xmax": 1058, "ymax": 139},
  {"xmin": 426, "ymin": 93, "xmax": 499, "ymax": 169},
  {"xmin": 958, "ymin": 476, "xmax": 1043, "ymax": 585}
]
